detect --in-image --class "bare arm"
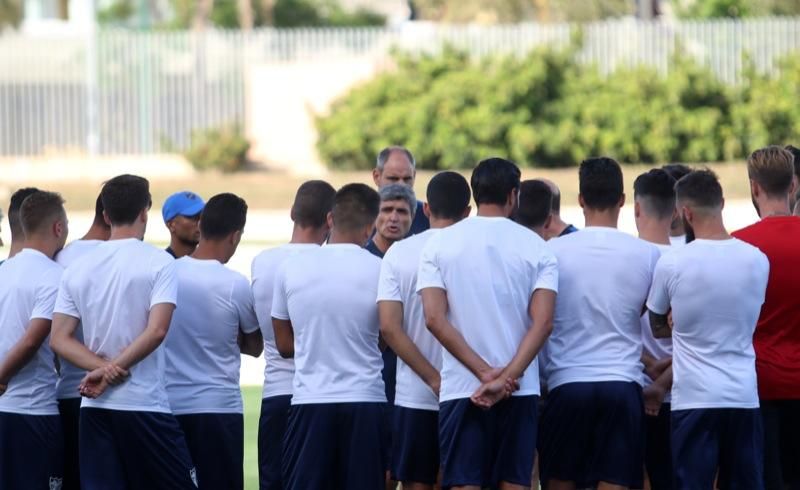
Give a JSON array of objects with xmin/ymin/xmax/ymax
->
[
  {"xmin": 238, "ymin": 328, "xmax": 264, "ymax": 357},
  {"xmin": 0, "ymin": 319, "xmax": 52, "ymax": 393},
  {"xmin": 112, "ymin": 303, "xmax": 175, "ymax": 370},
  {"xmin": 649, "ymin": 309, "xmax": 672, "ymax": 339},
  {"xmin": 379, "ymin": 300, "xmax": 440, "ymax": 395},
  {"xmin": 272, "ymin": 318, "xmax": 294, "ymax": 359},
  {"xmin": 421, "ymin": 288, "xmax": 494, "ymax": 382},
  {"xmin": 50, "ymin": 313, "xmax": 106, "ymax": 371}
]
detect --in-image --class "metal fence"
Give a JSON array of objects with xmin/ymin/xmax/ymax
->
[{"xmin": 2, "ymin": 17, "xmax": 800, "ymax": 157}]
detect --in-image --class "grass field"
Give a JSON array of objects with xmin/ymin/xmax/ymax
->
[
  {"xmin": 8, "ymin": 162, "xmax": 752, "ymax": 211},
  {"xmin": 243, "ymin": 385, "xmax": 262, "ymax": 490}
]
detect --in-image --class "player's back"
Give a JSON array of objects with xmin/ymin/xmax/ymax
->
[
  {"xmin": 545, "ymin": 227, "xmax": 660, "ymax": 389},
  {"xmin": 0, "ymin": 249, "xmax": 62, "ymax": 413},
  {"xmin": 165, "ymin": 256, "xmax": 257, "ymax": 414},
  {"xmin": 276, "ymin": 244, "xmax": 384, "ymax": 404},
  {"xmin": 58, "ymin": 238, "xmax": 175, "ymax": 412}
]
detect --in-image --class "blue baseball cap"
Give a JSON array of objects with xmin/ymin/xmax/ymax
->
[{"xmin": 162, "ymin": 191, "xmax": 205, "ymax": 223}]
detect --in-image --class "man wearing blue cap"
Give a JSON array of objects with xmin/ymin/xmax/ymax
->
[{"xmin": 163, "ymin": 191, "xmax": 205, "ymax": 259}]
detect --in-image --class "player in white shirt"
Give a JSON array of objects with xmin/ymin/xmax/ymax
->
[
  {"xmin": 0, "ymin": 191, "xmax": 68, "ymax": 490},
  {"xmin": 538, "ymin": 157, "xmax": 660, "ymax": 490},
  {"xmin": 633, "ymin": 169, "xmax": 677, "ymax": 490},
  {"xmin": 647, "ymin": 169, "xmax": 769, "ymax": 489},
  {"xmin": 165, "ymin": 193, "xmax": 263, "ymax": 490},
  {"xmin": 377, "ymin": 171, "xmax": 471, "ymax": 490},
  {"xmin": 251, "ymin": 180, "xmax": 336, "ymax": 490},
  {"xmin": 418, "ymin": 158, "xmax": 558, "ymax": 490},
  {"xmin": 272, "ymin": 183, "xmax": 385, "ymax": 489},
  {"xmin": 50, "ymin": 174, "xmax": 197, "ymax": 490},
  {"xmin": 53, "ymin": 193, "xmax": 110, "ymax": 490}
]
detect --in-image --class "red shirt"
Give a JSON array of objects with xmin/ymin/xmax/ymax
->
[{"xmin": 733, "ymin": 216, "xmax": 800, "ymax": 400}]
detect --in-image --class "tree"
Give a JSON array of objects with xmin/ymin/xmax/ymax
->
[{"xmin": 0, "ymin": 0, "xmax": 22, "ymax": 29}]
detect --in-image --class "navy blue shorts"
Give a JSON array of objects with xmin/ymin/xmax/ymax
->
[
  {"xmin": 0, "ymin": 412, "xmax": 63, "ymax": 490},
  {"xmin": 644, "ymin": 402, "xmax": 672, "ymax": 490},
  {"xmin": 176, "ymin": 413, "xmax": 243, "ymax": 490},
  {"xmin": 258, "ymin": 395, "xmax": 291, "ymax": 490},
  {"xmin": 439, "ymin": 395, "xmax": 538, "ymax": 488},
  {"xmin": 79, "ymin": 407, "xmax": 197, "ymax": 490},
  {"xmin": 391, "ymin": 406, "xmax": 439, "ymax": 484},
  {"xmin": 58, "ymin": 398, "xmax": 81, "ymax": 490},
  {"xmin": 538, "ymin": 381, "xmax": 644, "ymax": 488},
  {"xmin": 282, "ymin": 402, "xmax": 386, "ymax": 490},
  {"xmin": 672, "ymin": 408, "xmax": 764, "ymax": 490}
]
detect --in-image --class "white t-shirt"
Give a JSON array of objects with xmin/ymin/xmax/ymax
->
[
  {"xmin": 640, "ymin": 243, "xmax": 673, "ymax": 401},
  {"xmin": 54, "ymin": 238, "xmax": 177, "ymax": 413},
  {"xmin": 416, "ymin": 216, "xmax": 558, "ymax": 403},
  {"xmin": 55, "ymin": 239, "xmax": 104, "ymax": 400},
  {"xmin": 271, "ymin": 244, "xmax": 385, "ymax": 405},
  {"xmin": 544, "ymin": 227, "xmax": 660, "ymax": 390},
  {"xmin": 251, "ymin": 243, "xmax": 319, "ymax": 399},
  {"xmin": 165, "ymin": 257, "xmax": 260, "ymax": 415},
  {"xmin": 646, "ymin": 238, "xmax": 769, "ymax": 410},
  {"xmin": 377, "ymin": 229, "xmax": 442, "ymax": 411},
  {"xmin": 0, "ymin": 249, "xmax": 62, "ymax": 415},
  {"xmin": 669, "ymin": 235, "xmax": 687, "ymax": 247}
]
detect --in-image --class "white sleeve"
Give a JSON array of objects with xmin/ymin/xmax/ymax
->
[
  {"xmin": 646, "ymin": 253, "xmax": 675, "ymax": 315},
  {"xmin": 376, "ymin": 251, "xmax": 402, "ymax": 303},
  {"xmin": 151, "ymin": 259, "xmax": 178, "ymax": 308},
  {"xmin": 270, "ymin": 261, "xmax": 291, "ymax": 321},
  {"xmin": 416, "ymin": 238, "xmax": 445, "ymax": 292},
  {"xmin": 53, "ymin": 273, "xmax": 80, "ymax": 319},
  {"xmin": 31, "ymin": 269, "xmax": 62, "ymax": 321},
  {"xmin": 232, "ymin": 275, "xmax": 260, "ymax": 334},
  {"xmin": 534, "ymin": 247, "xmax": 559, "ymax": 294}
]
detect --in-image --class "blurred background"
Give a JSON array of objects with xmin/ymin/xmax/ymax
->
[{"xmin": 1, "ymin": 1, "xmax": 797, "ymax": 486}]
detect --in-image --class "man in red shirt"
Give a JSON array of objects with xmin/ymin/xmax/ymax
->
[{"xmin": 732, "ymin": 145, "xmax": 800, "ymax": 490}]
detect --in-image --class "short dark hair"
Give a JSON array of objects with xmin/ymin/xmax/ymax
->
[
  {"xmin": 331, "ymin": 183, "xmax": 380, "ymax": 233},
  {"xmin": 20, "ymin": 191, "xmax": 65, "ymax": 236},
  {"xmin": 8, "ymin": 187, "xmax": 40, "ymax": 238},
  {"xmin": 100, "ymin": 175, "xmax": 152, "ymax": 226},
  {"xmin": 748, "ymin": 146, "xmax": 795, "ymax": 198},
  {"xmin": 634, "ymin": 169, "xmax": 677, "ymax": 220},
  {"xmin": 291, "ymin": 180, "xmax": 336, "ymax": 228},
  {"xmin": 579, "ymin": 157, "xmax": 624, "ymax": 210},
  {"xmin": 470, "ymin": 158, "xmax": 521, "ymax": 206},
  {"xmin": 785, "ymin": 145, "xmax": 800, "ymax": 178},
  {"xmin": 200, "ymin": 193, "xmax": 248, "ymax": 240},
  {"xmin": 427, "ymin": 171, "xmax": 471, "ymax": 220},
  {"xmin": 517, "ymin": 180, "xmax": 553, "ymax": 229},
  {"xmin": 661, "ymin": 163, "xmax": 693, "ymax": 182},
  {"xmin": 93, "ymin": 194, "xmax": 110, "ymax": 229},
  {"xmin": 675, "ymin": 169, "xmax": 723, "ymax": 209}
]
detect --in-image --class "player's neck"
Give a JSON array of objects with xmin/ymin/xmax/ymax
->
[
  {"xmin": 191, "ymin": 241, "xmax": 229, "ymax": 264},
  {"xmin": 21, "ymin": 237, "xmax": 58, "ymax": 259},
  {"xmin": 550, "ymin": 215, "xmax": 569, "ymax": 235},
  {"xmin": 638, "ymin": 219, "xmax": 671, "ymax": 245},
  {"xmin": 289, "ymin": 224, "xmax": 326, "ymax": 245},
  {"xmin": 82, "ymin": 224, "xmax": 110, "ymax": 241},
  {"xmin": 429, "ymin": 216, "xmax": 457, "ymax": 229},
  {"xmin": 476, "ymin": 204, "xmax": 510, "ymax": 218},
  {"xmin": 756, "ymin": 197, "xmax": 791, "ymax": 219},
  {"xmin": 7, "ymin": 240, "xmax": 24, "ymax": 258},
  {"xmin": 691, "ymin": 217, "xmax": 729, "ymax": 240},
  {"xmin": 109, "ymin": 225, "xmax": 144, "ymax": 241},
  {"xmin": 328, "ymin": 230, "xmax": 366, "ymax": 247},
  {"xmin": 582, "ymin": 208, "xmax": 619, "ymax": 228}
]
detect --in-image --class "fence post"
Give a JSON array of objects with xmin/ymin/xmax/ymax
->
[{"xmin": 85, "ymin": 0, "xmax": 100, "ymax": 156}]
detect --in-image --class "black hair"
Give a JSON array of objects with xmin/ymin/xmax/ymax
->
[
  {"xmin": 785, "ymin": 145, "xmax": 800, "ymax": 178},
  {"xmin": 100, "ymin": 174, "xmax": 152, "ymax": 226},
  {"xmin": 426, "ymin": 171, "xmax": 471, "ymax": 220},
  {"xmin": 19, "ymin": 191, "xmax": 65, "ymax": 235},
  {"xmin": 661, "ymin": 163, "xmax": 693, "ymax": 182},
  {"xmin": 331, "ymin": 183, "xmax": 380, "ymax": 232},
  {"xmin": 675, "ymin": 169, "xmax": 723, "ymax": 209},
  {"xmin": 8, "ymin": 187, "xmax": 40, "ymax": 238},
  {"xmin": 579, "ymin": 157, "xmax": 624, "ymax": 210},
  {"xmin": 291, "ymin": 180, "xmax": 336, "ymax": 228},
  {"xmin": 517, "ymin": 180, "xmax": 553, "ymax": 229},
  {"xmin": 200, "ymin": 193, "xmax": 248, "ymax": 240},
  {"xmin": 633, "ymin": 169, "xmax": 677, "ymax": 220},
  {"xmin": 470, "ymin": 157, "xmax": 521, "ymax": 206},
  {"xmin": 93, "ymin": 194, "xmax": 110, "ymax": 228}
]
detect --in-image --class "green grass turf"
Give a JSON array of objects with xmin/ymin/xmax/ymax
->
[{"xmin": 243, "ymin": 385, "xmax": 262, "ymax": 490}]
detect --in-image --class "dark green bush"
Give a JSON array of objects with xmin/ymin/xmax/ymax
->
[
  {"xmin": 183, "ymin": 124, "xmax": 250, "ymax": 173},
  {"xmin": 316, "ymin": 43, "xmax": 800, "ymax": 169}
]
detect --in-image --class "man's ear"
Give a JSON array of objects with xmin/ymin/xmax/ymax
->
[
  {"xmin": 372, "ymin": 168, "xmax": 382, "ymax": 187},
  {"xmin": 423, "ymin": 202, "xmax": 431, "ymax": 219},
  {"xmin": 634, "ymin": 200, "xmax": 641, "ymax": 219},
  {"xmin": 326, "ymin": 211, "xmax": 334, "ymax": 230},
  {"xmin": 103, "ymin": 210, "xmax": 111, "ymax": 227},
  {"xmin": 750, "ymin": 179, "xmax": 760, "ymax": 200},
  {"xmin": 461, "ymin": 205, "xmax": 472, "ymax": 219},
  {"xmin": 544, "ymin": 214, "xmax": 553, "ymax": 230},
  {"xmin": 578, "ymin": 194, "xmax": 585, "ymax": 209},
  {"xmin": 618, "ymin": 192, "xmax": 626, "ymax": 209}
]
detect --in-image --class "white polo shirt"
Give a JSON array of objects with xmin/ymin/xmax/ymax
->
[
  {"xmin": 544, "ymin": 227, "xmax": 660, "ymax": 390},
  {"xmin": 55, "ymin": 239, "xmax": 104, "ymax": 400},
  {"xmin": 251, "ymin": 243, "xmax": 319, "ymax": 399},
  {"xmin": 416, "ymin": 216, "xmax": 558, "ymax": 403},
  {"xmin": 640, "ymin": 243, "xmax": 673, "ymax": 401},
  {"xmin": 647, "ymin": 238, "xmax": 769, "ymax": 410},
  {"xmin": 54, "ymin": 238, "xmax": 177, "ymax": 413},
  {"xmin": 377, "ymin": 229, "xmax": 442, "ymax": 411},
  {"xmin": 165, "ymin": 257, "xmax": 259, "ymax": 415},
  {"xmin": 271, "ymin": 244, "xmax": 385, "ymax": 405},
  {"xmin": 0, "ymin": 249, "xmax": 63, "ymax": 415}
]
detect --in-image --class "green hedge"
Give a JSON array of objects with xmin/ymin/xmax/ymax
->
[{"xmin": 316, "ymin": 43, "xmax": 800, "ymax": 169}]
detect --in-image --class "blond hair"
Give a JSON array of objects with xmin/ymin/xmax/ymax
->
[{"xmin": 747, "ymin": 146, "xmax": 794, "ymax": 198}]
